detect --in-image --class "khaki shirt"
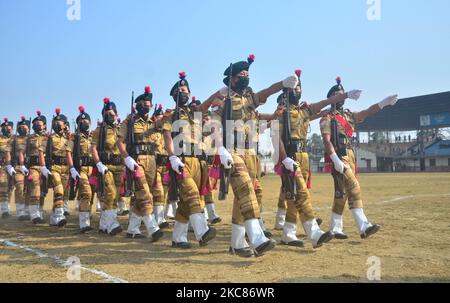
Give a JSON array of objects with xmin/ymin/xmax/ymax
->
[
  {"xmin": 320, "ymin": 109, "xmax": 357, "ymax": 137},
  {"xmin": 29, "ymin": 134, "xmax": 45, "ymax": 157},
  {"xmin": 41, "ymin": 133, "xmax": 70, "ymax": 157},
  {"xmin": 92, "ymin": 125, "xmax": 120, "ymax": 156},
  {"xmin": 119, "ymin": 115, "xmax": 160, "ymax": 147},
  {"xmin": 162, "ymin": 107, "xmax": 202, "ymax": 145},
  {"xmin": 278, "ymin": 104, "xmax": 314, "ymax": 140},
  {"xmin": 212, "ymin": 87, "xmax": 262, "ymax": 144}
]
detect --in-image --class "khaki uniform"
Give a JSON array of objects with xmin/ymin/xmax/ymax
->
[
  {"xmin": 212, "ymin": 89, "xmax": 263, "ymax": 224},
  {"xmin": 92, "ymin": 125, "xmax": 123, "ymax": 210},
  {"xmin": 41, "ymin": 133, "xmax": 70, "ymax": 209},
  {"xmin": 278, "ymin": 104, "xmax": 315, "ymax": 224},
  {"xmin": 119, "ymin": 115, "xmax": 160, "ymax": 216},
  {"xmin": 152, "ymin": 128, "xmax": 167, "ymax": 206},
  {"xmin": 25, "ymin": 134, "xmax": 45, "ymax": 206},
  {"xmin": 320, "ymin": 110, "xmax": 363, "ymax": 214},
  {"xmin": 0, "ymin": 135, "xmax": 12, "ymax": 204},
  {"xmin": 162, "ymin": 107, "xmax": 205, "ymax": 224},
  {"xmin": 11, "ymin": 135, "xmax": 29, "ymax": 208},
  {"xmin": 73, "ymin": 133, "xmax": 94, "ymax": 213}
]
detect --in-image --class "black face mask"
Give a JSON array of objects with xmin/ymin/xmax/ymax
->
[
  {"xmin": 288, "ymin": 91, "xmax": 301, "ymax": 105},
  {"xmin": 53, "ymin": 124, "xmax": 63, "ymax": 134},
  {"xmin": 79, "ymin": 122, "xmax": 90, "ymax": 133},
  {"xmin": 174, "ymin": 92, "xmax": 190, "ymax": 106},
  {"xmin": 33, "ymin": 124, "xmax": 43, "ymax": 134},
  {"xmin": 1, "ymin": 128, "xmax": 10, "ymax": 137},
  {"xmin": 233, "ymin": 76, "xmax": 250, "ymax": 91},
  {"xmin": 105, "ymin": 113, "xmax": 116, "ymax": 126},
  {"xmin": 136, "ymin": 103, "xmax": 151, "ymax": 116},
  {"xmin": 335, "ymin": 101, "xmax": 345, "ymax": 111},
  {"xmin": 18, "ymin": 128, "xmax": 28, "ymax": 136}
]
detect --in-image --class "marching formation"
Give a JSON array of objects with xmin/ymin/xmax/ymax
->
[{"xmin": 0, "ymin": 54, "xmax": 399, "ymax": 257}]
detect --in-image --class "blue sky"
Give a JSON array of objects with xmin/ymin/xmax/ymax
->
[{"xmin": 1, "ymin": 0, "xmax": 449, "ymax": 137}]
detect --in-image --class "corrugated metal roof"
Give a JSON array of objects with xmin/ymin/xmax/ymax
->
[
  {"xmin": 357, "ymin": 91, "xmax": 450, "ymax": 132},
  {"xmin": 424, "ymin": 140, "xmax": 450, "ymax": 157}
]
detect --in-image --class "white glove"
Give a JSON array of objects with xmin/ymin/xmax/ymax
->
[
  {"xmin": 96, "ymin": 162, "xmax": 108, "ymax": 175},
  {"xmin": 219, "ymin": 86, "xmax": 229, "ymax": 97},
  {"xmin": 70, "ymin": 167, "xmax": 81, "ymax": 180},
  {"xmin": 40, "ymin": 166, "xmax": 51, "ymax": 178},
  {"xmin": 378, "ymin": 95, "xmax": 399, "ymax": 109},
  {"xmin": 282, "ymin": 157, "xmax": 296, "ymax": 172},
  {"xmin": 124, "ymin": 156, "xmax": 138, "ymax": 171},
  {"xmin": 6, "ymin": 164, "xmax": 16, "ymax": 176},
  {"xmin": 346, "ymin": 89, "xmax": 362, "ymax": 100},
  {"xmin": 169, "ymin": 155, "xmax": 184, "ymax": 174},
  {"xmin": 19, "ymin": 165, "xmax": 29, "ymax": 175},
  {"xmin": 282, "ymin": 75, "xmax": 299, "ymax": 89},
  {"xmin": 218, "ymin": 146, "xmax": 233, "ymax": 169},
  {"xmin": 330, "ymin": 153, "xmax": 348, "ymax": 174}
]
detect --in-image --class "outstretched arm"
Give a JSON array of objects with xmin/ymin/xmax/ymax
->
[
  {"xmin": 355, "ymin": 95, "xmax": 398, "ymax": 123},
  {"xmin": 309, "ymin": 90, "xmax": 362, "ymax": 115}
]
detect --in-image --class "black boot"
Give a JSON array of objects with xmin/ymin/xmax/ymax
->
[
  {"xmin": 172, "ymin": 241, "xmax": 192, "ymax": 249},
  {"xmin": 109, "ymin": 226, "xmax": 123, "ymax": 236},
  {"xmin": 361, "ymin": 224, "xmax": 380, "ymax": 239},
  {"xmin": 280, "ymin": 240, "xmax": 304, "ymax": 247},
  {"xmin": 150, "ymin": 230, "xmax": 164, "ymax": 242},
  {"xmin": 314, "ymin": 231, "xmax": 334, "ymax": 248},
  {"xmin": 254, "ymin": 239, "xmax": 276, "ymax": 257},
  {"xmin": 228, "ymin": 246, "xmax": 254, "ymax": 258},
  {"xmin": 199, "ymin": 227, "xmax": 217, "ymax": 247}
]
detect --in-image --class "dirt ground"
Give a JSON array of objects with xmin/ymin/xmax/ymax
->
[{"xmin": 1, "ymin": 172, "xmax": 450, "ymax": 283}]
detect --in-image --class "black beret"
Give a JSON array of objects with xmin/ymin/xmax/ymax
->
[
  {"xmin": 222, "ymin": 54, "xmax": 255, "ymax": 86},
  {"xmin": 1, "ymin": 118, "xmax": 13, "ymax": 128},
  {"xmin": 327, "ymin": 77, "xmax": 345, "ymax": 98},
  {"xmin": 32, "ymin": 111, "xmax": 47, "ymax": 124},
  {"xmin": 76, "ymin": 106, "xmax": 91, "ymax": 124},
  {"xmin": 170, "ymin": 72, "xmax": 190, "ymax": 96},
  {"xmin": 102, "ymin": 97, "xmax": 117, "ymax": 115},
  {"xmin": 17, "ymin": 116, "xmax": 31, "ymax": 127},
  {"xmin": 152, "ymin": 104, "xmax": 164, "ymax": 117},
  {"xmin": 135, "ymin": 86, "xmax": 153, "ymax": 103}
]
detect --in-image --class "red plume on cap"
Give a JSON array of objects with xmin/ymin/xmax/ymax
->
[
  {"xmin": 21, "ymin": 116, "xmax": 26, "ymax": 121},
  {"xmin": 145, "ymin": 86, "xmax": 151, "ymax": 94},
  {"xmin": 55, "ymin": 108, "xmax": 61, "ymax": 115},
  {"xmin": 3, "ymin": 118, "xmax": 7, "ymax": 122},
  {"xmin": 179, "ymin": 72, "xmax": 186, "ymax": 80},
  {"xmin": 247, "ymin": 54, "xmax": 255, "ymax": 65},
  {"xmin": 36, "ymin": 110, "xmax": 41, "ymax": 116},
  {"xmin": 103, "ymin": 97, "xmax": 110, "ymax": 103},
  {"xmin": 295, "ymin": 69, "xmax": 302, "ymax": 77},
  {"xmin": 192, "ymin": 96, "xmax": 196, "ymax": 101},
  {"xmin": 336, "ymin": 76, "xmax": 342, "ymax": 85},
  {"xmin": 158, "ymin": 104, "xmax": 162, "ymax": 109},
  {"xmin": 78, "ymin": 106, "xmax": 85, "ymax": 113}
]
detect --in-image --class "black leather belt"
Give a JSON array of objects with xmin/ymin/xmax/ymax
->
[
  {"xmin": 133, "ymin": 144, "xmax": 156, "ymax": 156},
  {"xmin": 287, "ymin": 139, "xmax": 307, "ymax": 153},
  {"xmin": 52, "ymin": 156, "xmax": 68, "ymax": 166},
  {"xmin": 156, "ymin": 154, "xmax": 168, "ymax": 166},
  {"xmin": 101, "ymin": 154, "xmax": 123, "ymax": 166},
  {"xmin": 80, "ymin": 156, "xmax": 94, "ymax": 166},
  {"xmin": 28, "ymin": 156, "xmax": 40, "ymax": 166}
]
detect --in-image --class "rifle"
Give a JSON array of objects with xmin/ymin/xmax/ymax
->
[
  {"xmin": 281, "ymin": 89, "xmax": 297, "ymax": 200},
  {"xmin": 69, "ymin": 120, "xmax": 81, "ymax": 200},
  {"xmin": 218, "ymin": 63, "xmax": 233, "ymax": 201},
  {"xmin": 330, "ymin": 103, "xmax": 347, "ymax": 196},
  {"xmin": 24, "ymin": 132, "xmax": 32, "ymax": 195},
  {"xmin": 125, "ymin": 91, "xmax": 136, "ymax": 197},
  {"xmin": 42, "ymin": 127, "xmax": 53, "ymax": 196},
  {"xmin": 96, "ymin": 115, "xmax": 107, "ymax": 199},
  {"xmin": 168, "ymin": 83, "xmax": 183, "ymax": 202},
  {"xmin": 7, "ymin": 129, "xmax": 17, "ymax": 193}
]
